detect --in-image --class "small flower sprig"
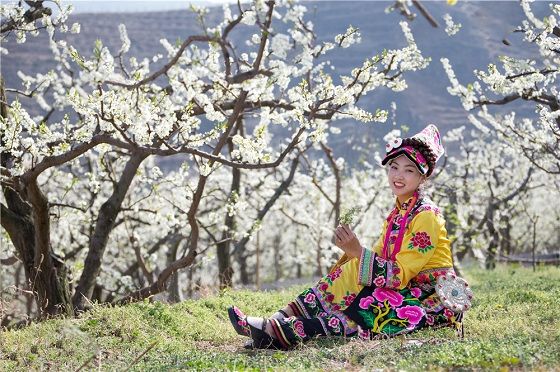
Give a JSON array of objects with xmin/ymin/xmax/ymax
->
[{"xmin": 339, "ymin": 206, "xmax": 362, "ymax": 225}]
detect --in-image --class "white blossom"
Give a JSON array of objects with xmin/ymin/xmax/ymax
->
[{"xmin": 443, "ymin": 13, "xmax": 461, "ymax": 36}]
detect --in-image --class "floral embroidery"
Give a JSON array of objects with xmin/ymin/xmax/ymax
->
[
  {"xmin": 326, "ymin": 315, "xmax": 342, "ymax": 334},
  {"xmin": 395, "ymin": 305, "xmax": 425, "ymax": 326},
  {"xmin": 373, "ymin": 288, "xmax": 404, "ymax": 307},
  {"xmin": 359, "ymin": 296, "xmax": 375, "ymax": 310},
  {"xmin": 328, "ymin": 317, "xmax": 340, "ymax": 328},
  {"xmin": 327, "ymin": 267, "xmax": 342, "ymax": 281},
  {"xmin": 373, "ymin": 276, "xmax": 386, "ymax": 287},
  {"xmin": 293, "ymin": 319, "xmax": 306, "ymax": 338},
  {"xmin": 343, "ymin": 293, "xmax": 356, "ymax": 306},
  {"xmin": 343, "ymin": 268, "xmax": 462, "ymax": 336},
  {"xmin": 425, "ymin": 314, "xmax": 435, "ymax": 325},
  {"xmin": 304, "ymin": 293, "xmax": 317, "ymax": 305},
  {"xmin": 358, "ymin": 327, "xmax": 371, "ymax": 340},
  {"xmin": 232, "ymin": 306, "xmax": 250, "ymax": 335},
  {"xmin": 408, "ymin": 231, "xmax": 434, "ymax": 253},
  {"xmin": 410, "ymin": 287, "xmax": 422, "ymax": 298},
  {"xmin": 358, "ymin": 248, "xmax": 404, "ymax": 289},
  {"xmin": 443, "ymin": 308, "xmax": 455, "ymax": 319}
]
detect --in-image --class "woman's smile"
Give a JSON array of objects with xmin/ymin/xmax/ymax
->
[{"xmin": 387, "ymin": 155, "xmax": 425, "ymax": 203}]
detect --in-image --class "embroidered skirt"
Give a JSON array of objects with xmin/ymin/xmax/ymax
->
[{"xmin": 268, "ymin": 260, "xmax": 462, "ymax": 348}]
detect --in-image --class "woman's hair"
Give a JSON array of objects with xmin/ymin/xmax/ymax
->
[{"xmin": 401, "ymin": 138, "xmax": 437, "ymax": 177}]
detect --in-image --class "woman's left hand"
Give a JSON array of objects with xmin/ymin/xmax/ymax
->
[{"xmin": 334, "ymin": 224, "xmax": 362, "ymax": 259}]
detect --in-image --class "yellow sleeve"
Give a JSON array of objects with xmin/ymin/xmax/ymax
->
[{"xmin": 357, "ymin": 210, "xmax": 442, "ymax": 289}]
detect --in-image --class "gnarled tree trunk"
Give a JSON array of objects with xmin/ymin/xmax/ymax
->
[{"xmin": 1, "ymin": 77, "xmax": 72, "ymax": 317}]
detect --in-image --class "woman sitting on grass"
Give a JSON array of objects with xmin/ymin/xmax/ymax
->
[{"xmin": 228, "ymin": 124, "xmax": 472, "ymax": 349}]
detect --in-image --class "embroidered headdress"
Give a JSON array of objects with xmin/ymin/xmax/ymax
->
[{"xmin": 381, "ymin": 124, "xmax": 444, "ymax": 176}]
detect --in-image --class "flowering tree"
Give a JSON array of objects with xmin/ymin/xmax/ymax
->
[
  {"xmin": 442, "ymin": 1, "xmax": 560, "ymax": 175},
  {"xmin": 432, "ymin": 126, "xmax": 554, "ymax": 269},
  {"xmin": 0, "ymin": 0, "xmax": 430, "ymax": 318}
]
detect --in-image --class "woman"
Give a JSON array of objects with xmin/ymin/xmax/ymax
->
[{"xmin": 228, "ymin": 124, "xmax": 471, "ymax": 349}]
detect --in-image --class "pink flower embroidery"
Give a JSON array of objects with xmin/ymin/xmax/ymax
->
[
  {"xmin": 375, "ymin": 256, "xmax": 386, "ymax": 265},
  {"xmin": 373, "ymin": 288, "xmax": 404, "ymax": 307},
  {"xmin": 319, "ymin": 282, "xmax": 329, "ymax": 292},
  {"xmin": 293, "ymin": 320, "xmax": 306, "ymax": 338},
  {"xmin": 237, "ymin": 319, "xmax": 247, "ymax": 327},
  {"xmin": 410, "ymin": 287, "xmax": 422, "ymax": 298},
  {"xmin": 233, "ymin": 307, "xmax": 245, "ymax": 318},
  {"xmin": 325, "ymin": 294, "xmax": 335, "ymax": 303},
  {"xmin": 319, "ymin": 312, "xmax": 328, "ymax": 317},
  {"xmin": 304, "ymin": 293, "xmax": 316, "ymax": 304},
  {"xmin": 426, "ymin": 314, "xmax": 435, "ymax": 325},
  {"xmin": 395, "ymin": 305, "xmax": 425, "ymax": 326},
  {"xmin": 392, "ymin": 279, "xmax": 401, "ymax": 288},
  {"xmin": 359, "ymin": 296, "xmax": 375, "ymax": 309},
  {"xmin": 343, "ymin": 294, "xmax": 356, "ymax": 306},
  {"xmin": 328, "ymin": 317, "xmax": 340, "ymax": 328},
  {"xmin": 444, "ymin": 309, "xmax": 455, "ymax": 319},
  {"xmin": 358, "ymin": 328, "xmax": 370, "ymax": 340},
  {"xmin": 373, "ymin": 276, "xmax": 386, "ymax": 287},
  {"xmin": 327, "ymin": 267, "xmax": 342, "ymax": 281},
  {"xmin": 332, "ymin": 304, "xmax": 341, "ymax": 311},
  {"xmin": 392, "ymin": 266, "xmax": 401, "ymax": 275}
]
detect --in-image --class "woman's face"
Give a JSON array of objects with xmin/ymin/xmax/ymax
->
[{"xmin": 387, "ymin": 155, "xmax": 425, "ymax": 203}]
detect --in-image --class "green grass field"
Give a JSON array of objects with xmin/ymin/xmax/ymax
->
[{"xmin": 1, "ymin": 265, "xmax": 559, "ymax": 371}]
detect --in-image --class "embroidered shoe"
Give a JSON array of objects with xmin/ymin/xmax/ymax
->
[
  {"xmin": 247, "ymin": 318, "xmax": 284, "ymax": 350},
  {"xmin": 227, "ymin": 306, "xmax": 251, "ymax": 336},
  {"xmin": 227, "ymin": 306, "xmax": 285, "ymax": 350}
]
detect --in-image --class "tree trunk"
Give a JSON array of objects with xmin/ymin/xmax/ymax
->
[
  {"xmin": 445, "ymin": 189, "xmax": 463, "ymax": 277},
  {"xmin": 1, "ymin": 78, "xmax": 72, "ymax": 317},
  {"xmin": 236, "ymin": 251, "xmax": 250, "ymax": 285},
  {"xmin": 73, "ymin": 152, "xmax": 147, "ymax": 310},
  {"xmin": 217, "ymin": 163, "xmax": 239, "ymax": 289},
  {"xmin": 485, "ymin": 207, "xmax": 497, "ymax": 270},
  {"xmin": 231, "ymin": 156, "xmax": 300, "ymax": 285},
  {"xmin": 273, "ymin": 234, "xmax": 282, "ymax": 281},
  {"xmin": 218, "ymin": 118, "xmax": 243, "ymax": 289},
  {"xmin": 256, "ymin": 230, "xmax": 261, "ymax": 289},
  {"xmin": 167, "ymin": 239, "xmax": 183, "ymax": 303},
  {"xmin": 499, "ymin": 214, "xmax": 512, "ymax": 256}
]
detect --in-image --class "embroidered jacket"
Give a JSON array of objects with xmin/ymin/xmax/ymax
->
[{"xmin": 357, "ymin": 195, "xmax": 453, "ymax": 290}]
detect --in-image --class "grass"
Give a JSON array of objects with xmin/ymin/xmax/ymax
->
[{"xmin": 1, "ymin": 265, "xmax": 559, "ymax": 371}]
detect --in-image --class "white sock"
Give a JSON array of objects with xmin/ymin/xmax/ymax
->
[
  {"xmin": 246, "ymin": 316, "xmax": 264, "ymax": 330},
  {"xmin": 270, "ymin": 312, "xmax": 285, "ymax": 320}
]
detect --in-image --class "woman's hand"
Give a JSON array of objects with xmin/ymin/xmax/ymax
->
[{"xmin": 334, "ymin": 224, "xmax": 363, "ymax": 259}]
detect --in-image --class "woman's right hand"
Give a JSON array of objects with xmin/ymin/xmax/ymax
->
[{"xmin": 334, "ymin": 224, "xmax": 362, "ymax": 259}]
